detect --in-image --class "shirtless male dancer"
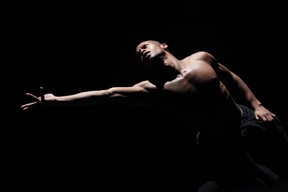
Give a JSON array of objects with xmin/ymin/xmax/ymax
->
[{"xmin": 22, "ymin": 40, "xmax": 287, "ymax": 191}]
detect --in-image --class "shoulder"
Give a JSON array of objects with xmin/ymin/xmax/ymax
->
[
  {"xmin": 184, "ymin": 51, "xmax": 219, "ymax": 77},
  {"xmin": 184, "ymin": 52, "xmax": 219, "ymax": 83},
  {"xmin": 190, "ymin": 51, "xmax": 217, "ymax": 63}
]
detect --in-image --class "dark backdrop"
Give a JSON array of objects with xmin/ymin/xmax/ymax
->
[{"xmin": 3, "ymin": 1, "xmax": 288, "ymax": 191}]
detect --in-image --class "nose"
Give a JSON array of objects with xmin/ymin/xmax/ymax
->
[{"xmin": 138, "ymin": 48, "xmax": 144, "ymax": 53}]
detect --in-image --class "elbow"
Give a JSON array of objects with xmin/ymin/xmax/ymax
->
[{"xmin": 106, "ymin": 88, "xmax": 126, "ymax": 98}]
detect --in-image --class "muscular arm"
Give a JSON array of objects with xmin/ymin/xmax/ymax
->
[
  {"xmin": 196, "ymin": 51, "xmax": 276, "ymax": 121},
  {"xmin": 21, "ymin": 80, "xmax": 156, "ymax": 111},
  {"xmin": 216, "ymin": 63, "xmax": 261, "ymax": 107},
  {"xmin": 214, "ymin": 60, "xmax": 276, "ymax": 121}
]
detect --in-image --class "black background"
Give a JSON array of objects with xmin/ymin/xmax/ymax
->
[{"xmin": 3, "ymin": 0, "xmax": 288, "ymax": 191}]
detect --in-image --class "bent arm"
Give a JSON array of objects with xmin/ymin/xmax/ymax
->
[
  {"xmin": 198, "ymin": 52, "xmax": 262, "ymax": 107},
  {"xmin": 199, "ymin": 51, "xmax": 276, "ymax": 121},
  {"xmin": 216, "ymin": 63, "xmax": 276, "ymax": 121},
  {"xmin": 216, "ymin": 63, "xmax": 260, "ymax": 107}
]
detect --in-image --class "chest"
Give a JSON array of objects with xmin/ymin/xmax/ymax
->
[{"xmin": 164, "ymin": 75, "xmax": 198, "ymax": 94}]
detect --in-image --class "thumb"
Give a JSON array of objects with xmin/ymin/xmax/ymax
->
[{"xmin": 40, "ymin": 86, "xmax": 45, "ymax": 101}]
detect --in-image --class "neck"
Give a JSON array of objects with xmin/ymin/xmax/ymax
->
[{"xmin": 163, "ymin": 52, "xmax": 186, "ymax": 72}]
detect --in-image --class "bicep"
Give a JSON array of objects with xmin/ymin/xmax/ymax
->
[
  {"xmin": 108, "ymin": 86, "xmax": 149, "ymax": 98},
  {"xmin": 214, "ymin": 63, "xmax": 237, "ymax": 83},
  {"xmin": 187, "ymin": 64, "xmax": 222, "ymax": 95},
  {"xmin": 104, "ymin": 85, "xmax": 156, "ymax": 106}
]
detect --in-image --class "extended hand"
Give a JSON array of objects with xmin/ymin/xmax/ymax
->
[{"xmin": 21, "ymin": 87, "xmax": 56, "ymax": 111}]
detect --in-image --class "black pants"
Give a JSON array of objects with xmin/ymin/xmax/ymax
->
[
  {"xmin": 195, "ymin": 105, "xmax": 288, "ymax": 191},
  {"xmin": 240, "ymin": 104, "xmax": 288, "ymax": 180}
]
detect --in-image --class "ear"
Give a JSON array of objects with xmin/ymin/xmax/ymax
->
[{"xmin": 161, "ymin": 43, "xmax": 169, "ymax": 50}]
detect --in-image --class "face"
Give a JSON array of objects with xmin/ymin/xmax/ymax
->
[
  {"xmin": 135, "ymin": 40, "xmax": 166, "ymax": 63},
  {"xmin": 135, "ymin": 40, "xmax": 177, "ymax": 86}
]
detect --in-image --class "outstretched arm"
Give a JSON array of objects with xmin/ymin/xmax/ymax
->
[{"xmin": 21, "ymin": 81, "xmax": 155, "ymax": 111}]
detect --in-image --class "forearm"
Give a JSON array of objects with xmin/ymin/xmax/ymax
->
[
  {"xmin": 231, "ymin": 74, "xmax": 262, "ymax": 109},
  {"xmin": 51, "ymin": 88, "xmax": 133, "ymax": 107},
  {"xmin": 55, "ymin": 90, "xmax": 110, "ymax": 102}
]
